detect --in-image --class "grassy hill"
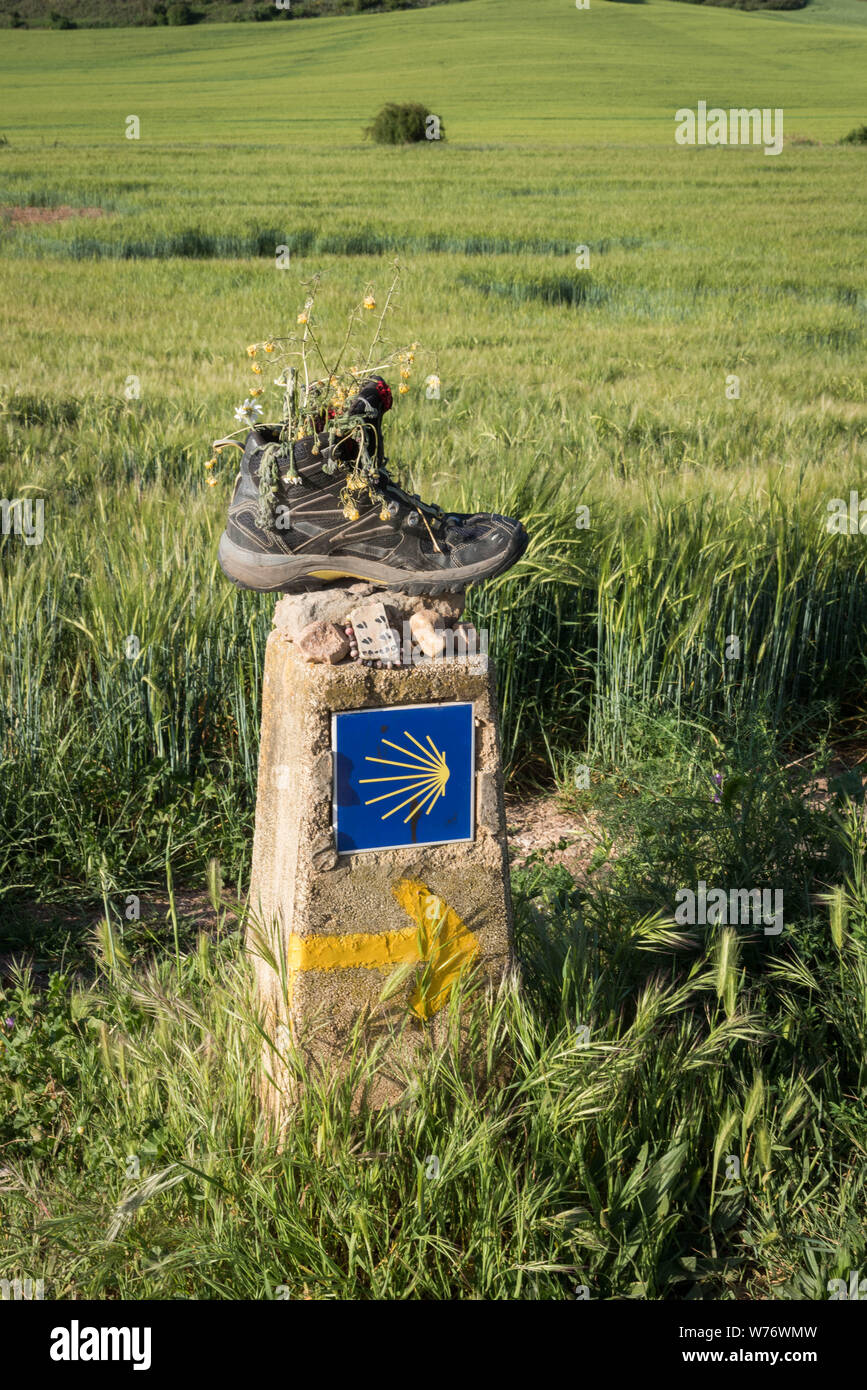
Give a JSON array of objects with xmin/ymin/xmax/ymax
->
[{"xmin": 0, "ymin": 0, "xmax": 864, "ymax": 144}]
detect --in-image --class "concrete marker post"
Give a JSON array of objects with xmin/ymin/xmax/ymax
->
[{"xmin": 247, "ymin": 609, "xmax": 515, "ymax": 1116}]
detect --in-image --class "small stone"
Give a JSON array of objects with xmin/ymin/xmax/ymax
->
[
  {"xmin": 296, "ymin": 620, "xmax": 350, "ymax": 665},
  {"xmin": 273, "ymin": 587, "xmax": 466, "ymax": 643},
  {"xmin": 409, "ymin": 608, "xmax": 447, "ymax": 659},
  {"xmin": 349, "ymin": 601, "xmax": 400, "ymax": 664}
]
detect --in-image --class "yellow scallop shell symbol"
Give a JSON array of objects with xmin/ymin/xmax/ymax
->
[{"xmin": 359, "ymin": 731, "xmax": 450, "ymax": 823}]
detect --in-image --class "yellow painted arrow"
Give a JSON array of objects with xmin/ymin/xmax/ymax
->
[{"xmin": 285, "ymin": 879, "xmax": 479, "ymax": 1021}]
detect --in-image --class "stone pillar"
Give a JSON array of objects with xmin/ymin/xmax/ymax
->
[{"xmin": 247, "ymin": 614, "xmax": 515, "ymax": 1115}]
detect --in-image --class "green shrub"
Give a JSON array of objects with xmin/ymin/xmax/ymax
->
[
  {"xmin": 365, "ymin": 102, "xmax": 445, "ymax": 146},
  {"xmin": 48, "ymin": 10, "xmax": 76, "ymax": 26},
  {"xmin": 840, "ymin": 124, "xmax": 867, "ymax": 145},
  {"xmin": 166, "ymin": 1, "xmax": 197, "ymax": 23}
]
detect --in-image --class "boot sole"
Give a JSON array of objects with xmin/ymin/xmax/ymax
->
[{"xmin": 217, "ymin": 526, "xmax": 529, "ymax": 596}]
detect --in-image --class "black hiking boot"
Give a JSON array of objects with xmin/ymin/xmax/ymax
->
[{"xmin": 217, "ymin": 377, "xmax": 528, "ymax": 595}]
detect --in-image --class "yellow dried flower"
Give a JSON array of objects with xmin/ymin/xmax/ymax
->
[
  {"xmin": 264, "ymin": 342, "xmax": 275, "ymax": 353},
  {"xmin": 297, "ymin": 312, "xmax": 309, "ymax": 325},
  {"xmin": 247, "ymin": 345, "xmax": 257, "ymax": 357},
  {"xmin": 399, "ymin": 383, "xmax": 409, "ymax": 394},
  {"xmin": 207, "ymin": 477, "xmax": 218, "ymax": 488},
  {"xmin": 251, "ymin": 363, "xmax": 262, "ymax": 374},
  {"xmin": 344, "ymin": 505, "xmax": 360, "ymax": 522},
  {"xmin": 205, "ymin": 458, "xmax": 216, "ymax": 470},
  {"xmin": 363, "ymin": 295, "xmax": 376, "ymax": 311}
]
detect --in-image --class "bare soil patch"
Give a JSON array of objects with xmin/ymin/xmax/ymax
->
[
  {"xmin": 506, "ymin": 793, "xmax": 602, "ymax": 880},
  {"xmin": 1, "ymin": 205, "xmax": 104, "ymax": 225}
]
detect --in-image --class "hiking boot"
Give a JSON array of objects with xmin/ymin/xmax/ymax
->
[{"xmin": 217, "ymin": 376, "xmax": 528, "ymax": 595}]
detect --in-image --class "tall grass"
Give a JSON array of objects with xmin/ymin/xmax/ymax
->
[
  {"xmin": 3, "ymin": 387, "xmax": 867, "ymax": 906},
  {"xmin": 1, "ymin": 725, "xmax": 864, "ymax": 1298}
]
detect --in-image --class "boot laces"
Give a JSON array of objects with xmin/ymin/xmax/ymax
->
[{"xmin": 376, "ymin": 466, "xmax": 445, "ymax": 552}]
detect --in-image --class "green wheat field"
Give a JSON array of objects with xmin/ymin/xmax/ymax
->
[{"xmin": 0, "ymin": 0, "xmax": 866, "ymax": 1299}]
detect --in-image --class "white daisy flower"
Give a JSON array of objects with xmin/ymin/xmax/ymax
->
[{"xmin": 234, "ymin": 398, "xmax": 263, "ymax": 425}]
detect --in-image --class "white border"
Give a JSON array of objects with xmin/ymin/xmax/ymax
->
[{"xmin": 331, "ymin": 701, "xmax": 476, "ymax": 855}]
